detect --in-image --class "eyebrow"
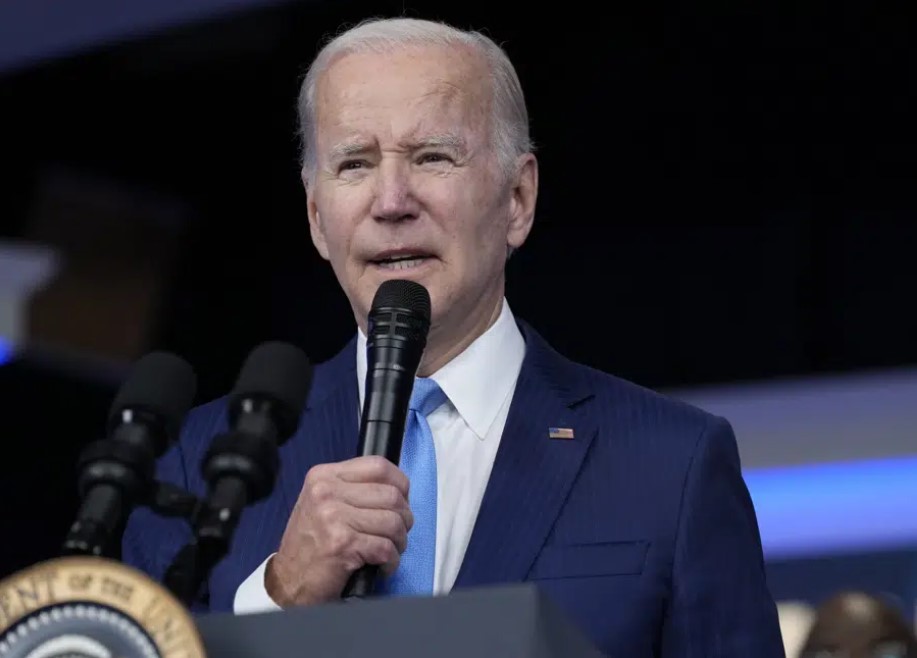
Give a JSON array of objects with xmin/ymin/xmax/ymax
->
[
  {"xmin": 328, "ymin": 140, "xmax": 374, "ymax": 162},
  {"xmin": 403, "ymin": 133, "xmax": 468, "ymax": 153},
  {"xmin": 327, "ymin": 133, "xmax": 469, "ymax": 162}
]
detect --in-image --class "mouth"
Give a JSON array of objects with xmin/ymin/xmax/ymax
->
[{"xmin": 368, "ymin": 250, "xmax": 436, "ymax": 271}]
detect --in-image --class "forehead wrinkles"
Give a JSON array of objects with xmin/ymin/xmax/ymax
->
[
  {"xmin": 315, "ymin": 47, "xmax": 493, "ymax": 141},
  {"xmin": 395, "ymin": 81, "xmax": 482, "ymax": 142}
]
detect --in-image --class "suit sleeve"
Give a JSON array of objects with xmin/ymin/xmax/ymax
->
[{"xmin": 660, "ymin": 415, "xmax": 786, "ymax": 658}]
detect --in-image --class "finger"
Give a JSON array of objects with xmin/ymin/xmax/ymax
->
[
  {"xmin": 335, "ymin": 456, "xmax": 410, "ymax": 495},
  {"xmin": 335, "ymin": 482, "xmax": 410, "ymax": 512},
  {"xmin": 310, "ymin": 480, "xmax": 413, "ymax": 532},
  {"xmin": 347, "ymin": 508, "xmax": 410, "ymax": 553},
  {"xmin": 355, "ymin": 535, "xmax": 401, "ymax": 573},
  {"xmin": 379, "ymin": 549, "xmax": 401, "ymax": 577}
]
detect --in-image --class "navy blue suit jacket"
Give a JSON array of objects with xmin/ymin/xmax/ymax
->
[{"xmin": 122, "ymin": 319, "xmax": 785, "ymax": 657}]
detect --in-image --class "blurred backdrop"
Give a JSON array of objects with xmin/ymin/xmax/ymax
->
[{"xmin": 1, "ymin": 1, "xmax": 916, "ymax": 654}]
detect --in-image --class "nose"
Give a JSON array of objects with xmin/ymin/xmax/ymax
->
[{"xmin": 370, "ymin": 158, "xmax": 420, "ymax": 223}]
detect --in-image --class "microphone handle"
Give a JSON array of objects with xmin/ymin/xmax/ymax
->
[
  {"xmin": 343, "ymin": 565, "xmax": 378, "ymax": 600},
  {"xmin": 342, "ymin": 335, "xmax": 423, "ymax": 599},
  {"xmin": 195, "ymin": 475, "xmax": 250, "ymax": 546},
  {"xmin": 163, "ymin": 476, "xmax": 250, "ymax": 607},
  {"xmin": 62, "ymin": 483, "xmax": 123, "ymax": 556},
  {"xmin": 358, "ymin": 419, "xmax": 405, "ymax": 462},
  {"xmin": 341, "ymin": 415, "xmax": 408, "ymax": 599}
]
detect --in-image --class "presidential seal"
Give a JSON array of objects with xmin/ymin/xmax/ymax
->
[{"xmin": 0, "ymin": 556, "xmax": 206, "ymax": 658}]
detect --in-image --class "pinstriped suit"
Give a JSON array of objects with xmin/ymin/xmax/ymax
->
[{"xmin": 122, "ymin": 319, "xmax": 785, "ymax": 657}]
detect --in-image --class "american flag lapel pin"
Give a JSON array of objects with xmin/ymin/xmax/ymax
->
[{"xmin": 548, "ymin": 427, "xmax": 575, "ymax": 440}]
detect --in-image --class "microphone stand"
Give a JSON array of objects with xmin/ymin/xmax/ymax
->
[
  {"xmin": 161, "ymin": 484, "xmax": 249, "ymax": 608},
  {"xmin": 61, "ymin": 422, "xmax": 200, "ymax": 559},
  {"xmin": 159, "ymin": 342, "xmax": 312, "ymax": 607},
  {"xmin": 61, "ymin": 432, "xmax": 211, "ymax": 606},
  {"xmin": 162, "ymin": 418, "xmax": 282, "ymax": 608},
  {"xmin": 63, "ymin": 441, "xmax": 273, "ymax": 610},
  {"xmin": 161, "ymin": 526, "xmax": 223, "ymax": 609}
]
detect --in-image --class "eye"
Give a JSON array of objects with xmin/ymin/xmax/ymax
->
[
  {"xmin": 339, "ymin": 160, "xmax": 367, "ymax": 172},
  {"xmin": 417, "ymin": 152, "xmax": 452, "ymax": 165}
]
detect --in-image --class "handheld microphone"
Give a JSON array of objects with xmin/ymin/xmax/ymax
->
[
  {"xmin": 63, "ymin": 351, "xmax": 197, "ymax": 557},
  {"xmin": 342, "ymin": 279, "xmax": 431, "ymax": 599}
]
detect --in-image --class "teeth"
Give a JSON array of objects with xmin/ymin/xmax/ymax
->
[{"xmin": 378, "ymin": 258, "xmax": 426, "ymax": 270}]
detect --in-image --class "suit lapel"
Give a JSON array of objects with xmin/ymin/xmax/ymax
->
[
  {"xmin": 279, "ymin": 336, "xmax": 360, "ymax": 515},
  {"xmin": 453, "ymin": 322, "xmax": 598, "ymax": 589}
]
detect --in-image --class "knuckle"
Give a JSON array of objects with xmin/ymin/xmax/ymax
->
[
  {"xmin": 382, "ymin": 484, "xmax": 401, "ymax": 508},
  {"xmin": 310, "ymin": 478, "xmax": 333, "ymax": 502},
  {"xmin": 371, "ymin": 538, "xmax": 398, "ymax": 566},
  {"xmin": 316, "ymin": 502, "xmax": 340, "ymax": 527},
  {"xmin": 325, "ymin": 524, "xmax": 352, "ymax": 555},
  {"xmin": 385, "ymin": 511, "xmax": 404, "ymax": 538},
  {"xmin": 303, "ymin": 464, "xmax": 327, "ymax": 488},
  {"xmin": 365, "ymin": 455, "xmax": 390, "ymax": 478}
]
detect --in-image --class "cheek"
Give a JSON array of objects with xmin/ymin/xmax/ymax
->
[
  {"xmin": 325, "ymin": 222, "xmax": 353, "ymax": 259},
  {"xmin": 429, "ymin": 180, "xmax": 507, "ymax": 263},
  {"xmin": 466, "ymin": 195, "xmax": 510, "ymax": 260},
  {"xmin": 315, "ymin": 191, "xmax": 365, "ymax": 259},
  {"xmin": 427, "ymin": 177, "xmax": 493, "ymax": 235}
]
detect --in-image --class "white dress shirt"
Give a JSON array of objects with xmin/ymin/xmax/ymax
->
[{"xmin": 233, "ymin": 297, "xmax": 526, "ymax": 613}]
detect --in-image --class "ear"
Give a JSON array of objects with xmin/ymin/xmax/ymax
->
[
  {"xmin": 303, "ymin": 168, "xmax": 330, "ymax": 261},
  {"xmin": 506, "ymin": 153, "xmax": 538, "ymax": 250}
]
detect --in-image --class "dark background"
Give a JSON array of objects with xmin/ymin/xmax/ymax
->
[{"xmin": 1, "ymin": 0, "xmax": 915, "ymax": 579}]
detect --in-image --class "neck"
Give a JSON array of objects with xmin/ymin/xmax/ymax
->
[{"xmin": 417, "ymin": 287, "xmax": 504, "ymax": 377}]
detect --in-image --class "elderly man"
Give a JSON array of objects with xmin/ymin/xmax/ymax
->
[{"xmin": 122, "ymin": 16, "xmax": 785, "ymax": 657}]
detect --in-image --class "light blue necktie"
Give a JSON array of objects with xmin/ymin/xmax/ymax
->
[{"xmin": 381, "ymin": 377, "xmax": 446, "ymax": 596}]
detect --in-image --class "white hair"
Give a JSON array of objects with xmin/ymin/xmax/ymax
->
[{"xmin": 296, "ymin": 17, "xmax": 534, "ymax": 183}]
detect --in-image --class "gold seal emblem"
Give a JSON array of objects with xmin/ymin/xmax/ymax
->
[{"xmin": 0, "ymin": 556, "xmax": 206, "ymax": 658}]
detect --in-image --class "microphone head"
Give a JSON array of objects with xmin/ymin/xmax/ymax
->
[
  {"xmin": 368, "ymin": 279, "xmax": 432, "ymax": 340},
  {"xmin": 107, "ymin": 351, "xmax": 198, "ymax": 443},
  {"xmin": 371, "ymin": 279, "xmax": 431, "ymax": 322},
  {"xmin": 228, "ymin": 341, "xmax": 313, "ymax": 440}
]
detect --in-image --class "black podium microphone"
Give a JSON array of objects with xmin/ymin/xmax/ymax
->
[
  {"xmin": 194, "ymin": 341, "xmax": 313, "ymax": 549},
  {"xmin": 342, "ymin": 279, "xmax": 431, "ymax": 599},
  {"xmin": 63, "ymin": 351, "xmax": 197, "ymax": 556},
  {"xmin": 163, "ymin": 341, "xmax": 313, "ymax": 606}
]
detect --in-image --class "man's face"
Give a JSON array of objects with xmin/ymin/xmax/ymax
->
[{"xmin": 304, "ymin": 44, "xmax": 537, "ymax": 339}]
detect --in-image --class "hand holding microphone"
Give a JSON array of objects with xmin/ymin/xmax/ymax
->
[
  {"xmin": 266, "ymin": 279, "xmax": 431, "ymax": 606},
  {"xmin": 266, "ymin": 454, "xmax": 413, "ymax": 606}
]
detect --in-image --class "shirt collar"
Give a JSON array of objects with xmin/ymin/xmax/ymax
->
[{"xmin": 356, "ymin": 297, "xmax": 526, "ymax": 440}]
